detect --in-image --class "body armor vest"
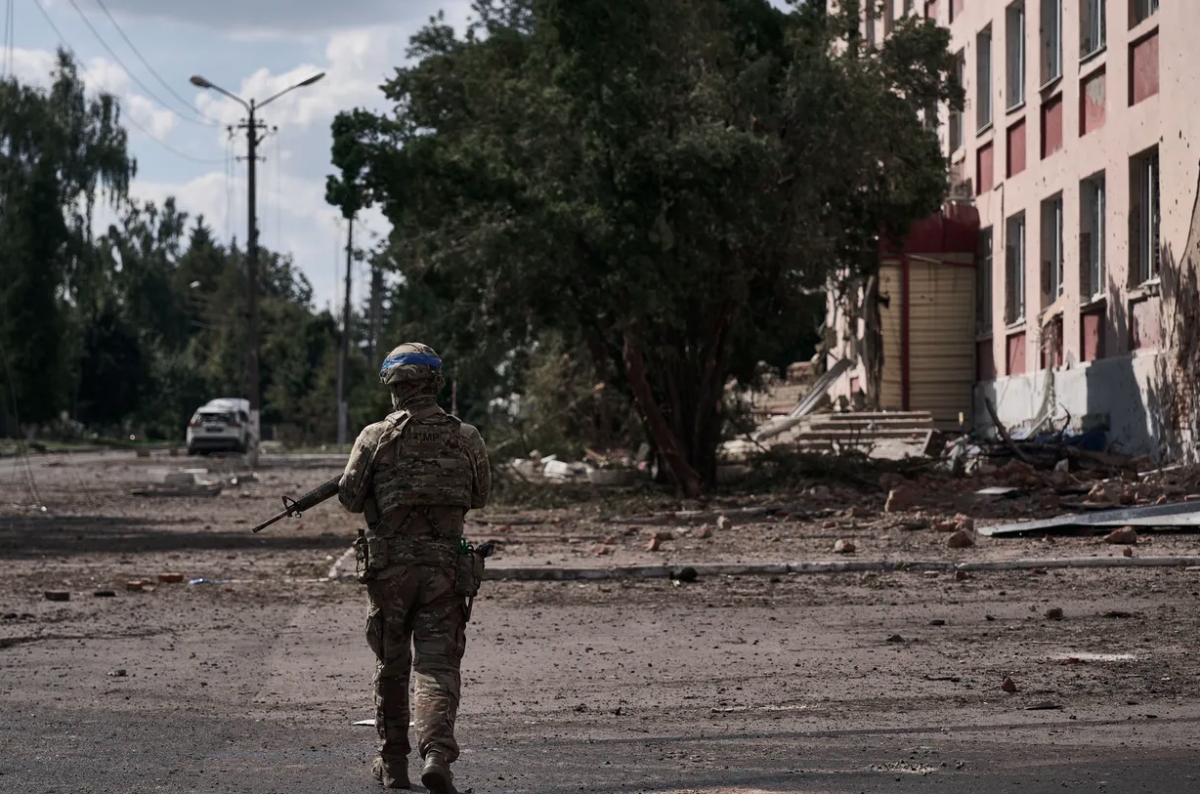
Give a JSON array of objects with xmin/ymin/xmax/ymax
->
[{"xmin": 370, "ymin": 408, "xmax": 473, "ymax": 527}]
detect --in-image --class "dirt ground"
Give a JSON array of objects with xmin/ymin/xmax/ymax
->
[{"xmin": 4, "ymin": 449, "xmax": 1200, "ymax": 793}]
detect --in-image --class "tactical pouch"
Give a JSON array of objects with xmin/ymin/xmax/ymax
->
[
  {"xmin": 355, "ymin": 531, "xmax": 392, "ymax": 584},
  {"xmin": 454, "ymin": 549, "xmax": 483, "ymax": 599}
]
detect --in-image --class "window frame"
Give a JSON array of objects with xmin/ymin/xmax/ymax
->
[
  {"xmin": 977, "ymin": 25, "xmax": 994, "ymax": 132},
  {"xmin": 950, "ymin": 50, "xmax": 966, "ymax": 151},
  {"xmin": 1080, "ymin": 173, "xmax": 1106, "ymax": 301},
  {"xmin": 1131, "ymin": 147, "xmax": 1161, "ymax": 285},
  {"xmin": 1131, "ymin": 0, "xmax": 1159, "ymax": 28},
  {"xmin": 1007, "ymin": 2, "xmax": 1027, "ymax": 110},
  {"xmin": 1042, "ymin": 193, "xmax": 1065, "ymax": 303},
  {"xmin": 1080, "ymin": 0, "xmax": 1107, "ymax": 59},
  {"xmin": 1006, "ymin": 213, "xmax": 1028, "ymax": 325},
  {"xmin": 978, "ymin": 228, "xmax": 995, "ymax": 334},
  {"xmin": 1040, "ymin": 0, "xmax": 1063, "ymax": 86}
]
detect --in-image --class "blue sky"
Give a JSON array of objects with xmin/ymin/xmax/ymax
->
[{"xmin": 3, "ymin": 0, "xmax": 794, "ymax": 316}]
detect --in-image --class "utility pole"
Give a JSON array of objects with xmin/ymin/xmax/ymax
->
[
  {"xmin": 337, "ymin": 215, "xmax": 353, "ymax": 446},
  {"xmin": 239, "ymin": 100, "xmax": 267, "ymax": 467},
  {"xmin": 368, "ymin": 264, "xmax": 383, "ymax": 363},
  {"xmin": 189, "ymin": 71, "xmax": 325, "ymax": 467}
]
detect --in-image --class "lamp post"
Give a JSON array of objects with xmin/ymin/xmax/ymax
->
[{"xmin": 189, "ymin": 72, "xmax": 325, "ymax": 467}]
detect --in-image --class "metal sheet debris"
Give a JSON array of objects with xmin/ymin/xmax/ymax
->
[{"xmin": 980, "ymin": 501, "xmax": 1200, "ymax": 537}]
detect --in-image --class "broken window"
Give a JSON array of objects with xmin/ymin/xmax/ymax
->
[
  {"xmin": 978, "ymin": 228, "xmax": 994, "ymax": 334},
  {"xmin": 1130, "ymin": 147, "xmax": 1161, "ymax": 284},
  {"xmin": 1080, "ymin": 0, "xmax": 1106, "ymax": 57},
  {"xmin": 1040, "ymin": 0, "xmax": 1062, "ymax": 84},
  {"xmin": 977, "ymin": 26, "xmax": 994, "ymax": 131},
  {"xmin": 1006, "ymin": 213, "xmax": 1027, "ymax": 324},
  {"xmin": 1080, "ymin": 173, "xmax": 1106, "ymax": 300},
  {"xmin": 1041, "ymin": 194, "xmax": 1065, "ymax": 304},
  {"xmin": 1007, "ymin": 2, "xmax": 1026, "ymax": 109}
]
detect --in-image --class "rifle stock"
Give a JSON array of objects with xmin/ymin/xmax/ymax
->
[{"xmin": 251, "ymin": 475, "xmax": 341, "ymax": 533}]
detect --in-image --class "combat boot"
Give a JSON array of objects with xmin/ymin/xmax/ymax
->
[
  {"xmin": 372, "ymin": 755, "xmax": 411, "ymax": 789},
  {"xmin": 420, "ymin": 751, "xmax": 457, "ymax": 794}
]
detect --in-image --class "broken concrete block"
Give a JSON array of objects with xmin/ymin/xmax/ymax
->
[
  {"xmin": 1045, "ymin": 607, "xmax": 1064, "ymax": 620},
  {"xmin": 696, "ymin": 525, "xmax": 713, "ymax": 539},
  {"xmin": 954, "ymin": 570, "xmax": 970, "ymax": 582},
  {"xmin": 1104, "ymin": 526, "xmax": 1138, "ymax": 545},
  {"xmin": 947, "ymin": 530, "xmax": 975, "ymax": 549},
  {"xmin": 1123, "ymin": 546, "xmax": 1134, "ymax": 557},
  {"xmin": 44, "ymin": 590, "xmax": 70, "ymax": 602},
  {"xmin": 833, "ymin": 539, "xmax": 856, "ymax": 554},
  {"xmin": 1000, "ymin": 676, "xmax": 1018, "ymax": 693},
  {"xmin": 716, "ymin": 515, "xmax": 732, "ymax": 531},
  {"xmin": 646, "ymin": 537, "xmax": 662, "ymax": 552},
  {"xmin": 885, "ymin": 486, "xmax": 915, "ymax": 513},
  {"xmin": 125, "ymin": 580, "xmax": 147, "ymax": 592},
  {"xmin": 954, "ymin": 514, "xmax": 975, "ymax": 532},
  {"xmin": 157, "ymin": 573, "xmax": 184, "ymax": 584}
]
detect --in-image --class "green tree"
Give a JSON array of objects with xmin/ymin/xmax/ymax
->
[
  {"xmin": 339, "ymin": 0, "xmax": 960, "ymax": 494},
  {"xmin": 0, "ymin": 50, "xmax": 134, "ymax": 426}
]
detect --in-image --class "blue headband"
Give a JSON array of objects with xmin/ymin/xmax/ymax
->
[{"xmin": 380, "ymin": 353, "xmax": 442, "ymax": 374}]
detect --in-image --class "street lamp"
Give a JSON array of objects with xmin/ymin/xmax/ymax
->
[{"xmin": 190, "ymin": 72, "xmax": 325, "ymax": 467}]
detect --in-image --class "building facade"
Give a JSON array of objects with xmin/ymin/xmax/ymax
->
[{"xmin": 828, "ymin": 0, "xmax": 1200, "ymax": 459}]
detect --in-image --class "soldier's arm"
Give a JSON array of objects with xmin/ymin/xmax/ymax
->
[
  {"xmin": 462, "ymin": 424, "xmax": 492, "ymax": 510},
  {"xmin": 338, "ymin": 425, "xmax": 382, "ymax": 513}
]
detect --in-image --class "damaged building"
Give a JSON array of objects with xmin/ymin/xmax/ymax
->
[{"xmin": 826, "ymin": 0, "xmax": 1200, "ymax": 461}]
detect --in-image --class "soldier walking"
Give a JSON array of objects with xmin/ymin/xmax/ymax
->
[{"xmin": 338, "ymin": 343, "xmax": 491, "ymax": 792}]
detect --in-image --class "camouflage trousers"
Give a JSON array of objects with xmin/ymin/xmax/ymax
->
[{"xmin": 365, "ymin": 562, "xmax": 467, "ymax": 765}]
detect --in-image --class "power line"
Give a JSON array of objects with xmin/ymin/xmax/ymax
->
[
  {"xmin": 63, "ymin": 0, "xmax": 214, "ymax": 127},
  {"xmin": 29, "ymin": 0, "xmax": 225, "ymax": 165},
  {"xmin": 89, "ymin": 0, "xmax": 218, "ymax": 126}
]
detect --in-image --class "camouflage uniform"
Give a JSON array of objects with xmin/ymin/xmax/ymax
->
[{"xmin": 339, "ymin": 344, "xmax": 491, "ymax": 792}]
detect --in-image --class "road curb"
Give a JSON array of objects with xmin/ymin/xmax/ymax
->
[{"xmin": 325, "ymin": 549, "xmax": 1200, "ymax": 582}]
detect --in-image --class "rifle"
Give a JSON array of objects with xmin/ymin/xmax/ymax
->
[{"xmin": 251, "ymin": 475, "xmax": 340, "ymax": 533}]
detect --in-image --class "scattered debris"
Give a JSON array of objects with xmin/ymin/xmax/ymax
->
[
  {"xmin": 1105, "ymin": 527, "xmax": 1138, "ymax": 545},
  {"xmin": 886, "ymin": 634, "xmax": 905, "ymax": 643},
  {"xmin": 43, "ymin": 591, "xmax": 70, "ymax": 602},
  {"xmin": 717, "ymin": 515, "xmax": 733, "ymax": 531},
  {"xmin": 833, "ymin": 539, "xmax": 857, "ymax": 554},
  {"xmin": 696, "ymin": 525, "xmax": 713, "ymax": 539},
  {"xmin": 646, "ymin": 537, "xmax": 662, "ymax": 552},
  {"xmin": 1026, "ymin": 701, "xmax": 1063, "ymax": 711},
  {"xmin": 93, "ymin": 590, "xmax": 116, "ymax": 598},
  {"xmin": 1045, "ymin": 607, "xmax": 1064, "ymax": 620},
  {"xmin": 954, "ymin": 570, "xmax": 970, "ymax": 582},
  {"xmin": 670, "ymin": 567, "xmax": 699, "ymax": 583},
  {"xmin": 652, "ymin": 530, "xmax": 675, "ymax": 542},
  {"xmin": 108, "ymin": 669, "xmax": 127, "ymax": 677},
  {"xmin": 125, "ymin": 581, "xmax": 147, "ymax": 592},
  {"xmin": 885, "ymin": 486, "xmax": 916, "ymax": 513},
  {"xmin": 929, "ymin": 619, "xmax": 946, "ymax": 626},
  {"xmin": 157, "ymin": 573, "xmax": 184, "ymax": 584},
  {"xmin": 1000, "ymin": 677, "xmax": 1019, "ymax": 693},
  {"xmin": 947, "ymin": 530, "xmax": 975, "ymax": 549}
]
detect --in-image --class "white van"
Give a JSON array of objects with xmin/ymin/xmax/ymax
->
[{"xmin": 186, "ymin": 398, "xmax": 253, "ymax": 455}]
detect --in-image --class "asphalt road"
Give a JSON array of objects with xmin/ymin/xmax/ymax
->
[{"xmin": 4, "ymin": 574, "xmax": 1200, "ymax": 794}]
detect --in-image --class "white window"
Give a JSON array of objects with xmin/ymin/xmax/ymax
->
[
  {"xmin": 1040, "ymin": 0, "xmax": 1062, "ymax": 84},
  {"xmin": 1041, "ymin": 194, "xmax": 1064, "ymax": 303},
  {"xmin": 1080, "ymin": 174, "xmax": 1106, "ymax": 300},
  {"xmin": 978, "ymin": 228, "xmax": 994, "ymax": 334},
  {"xmin": 1007, "ymin": 2, "xmax": 1026, "ymax": 109},
  {"xmin": 977, "ymin": 26, "xmax": 993, "ymax": 131},
  {"xmin": 1006, "ymin": 213, "xmax": 1027, "ymax": 324},
  {"xmin": 1132, "ymin": 0, "xmax": 1159, "ymax": 27},
  {"xmin": 950, "ymin": 51, "xmax": 965, "ymax": 150},
  {"xmin": 1131, "ymin": 148, "xmax": 1161, "ymax": 284},
  {"xmin": 1080, "ymin": 0, "xmax": 1106, "ymax": 57}
]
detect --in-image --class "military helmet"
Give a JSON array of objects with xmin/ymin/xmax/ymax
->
[{"xmin": 379, "ymin": 342, "xmax": 443, "ymax": 386}]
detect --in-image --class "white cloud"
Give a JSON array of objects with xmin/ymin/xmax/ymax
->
[{"xmin": 126, "ymin": 94, "xmax": 176, "ymax": 139}]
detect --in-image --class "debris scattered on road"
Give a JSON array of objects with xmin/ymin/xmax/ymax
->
[
  {"xmin": 352, "ymin": 719, "xmax": 375, "ymax": 727},
  {"xmin": 717, "ymin": 515, "xmax": 733, "ymax": 531},
  {"xmin": 947, "ymin": 530, "xmax": 975, "ymax": 549},
  {"xmin": 886, "ymin": 634, "xmax": 905, "ymax": 643},
  {"xmin": 43, "ymin": 590, "xmax": 69, "ymax": 602},
  {"xmin": 125, "ymin": 581, "xmax": 147, "ymax": 592},
  {"xmin": 1000, "ymin": 677, "xmax": 1019, "ymax": 693},
  {"xmin": 833, "ymin": 539, "xmax": 856, "ymax": 554},
  {"xmin": 157, "ymin": 573, "xmax": 184, "ymax": 584},
  {"xmin": 885, "ymin": 486, "xmax": 915, "ymax": 513},
  {"xmin": 670, "ymin": 567, "xmax": 699, "ymax": 583},
  {"xmin": 1026, "ymin": 701, "xmax": 1062, "ymax": 711},
  {"xmin": 929, "ymin": 619, "xmax": 946, "ymax": 626},
  {"xmin": 646, "ymin": 537, "xmax": 662, "ymax": 552},
  {"xmin": 93, "ymin": 590, "xmax": 116, "ymax": 598},
  {"xmin": 108, "ymin": 669, "xmax": 127, "ymax": 677},
  {"xmin": 696, "ymin": 525, "xmax": 713, "ymax": 539},
  {"xmin": 1105, "ymin": 527, "xmax": 1138, "ymax": 545},
  {"xmin": 1045, "ymin": 607, "xmax": 1064, "ymax": 620}
]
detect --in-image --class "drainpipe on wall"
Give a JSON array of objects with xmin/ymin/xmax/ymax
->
[{"xmin": 901, "ymin": 253, "xmax": 911, "ymax": 411}]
